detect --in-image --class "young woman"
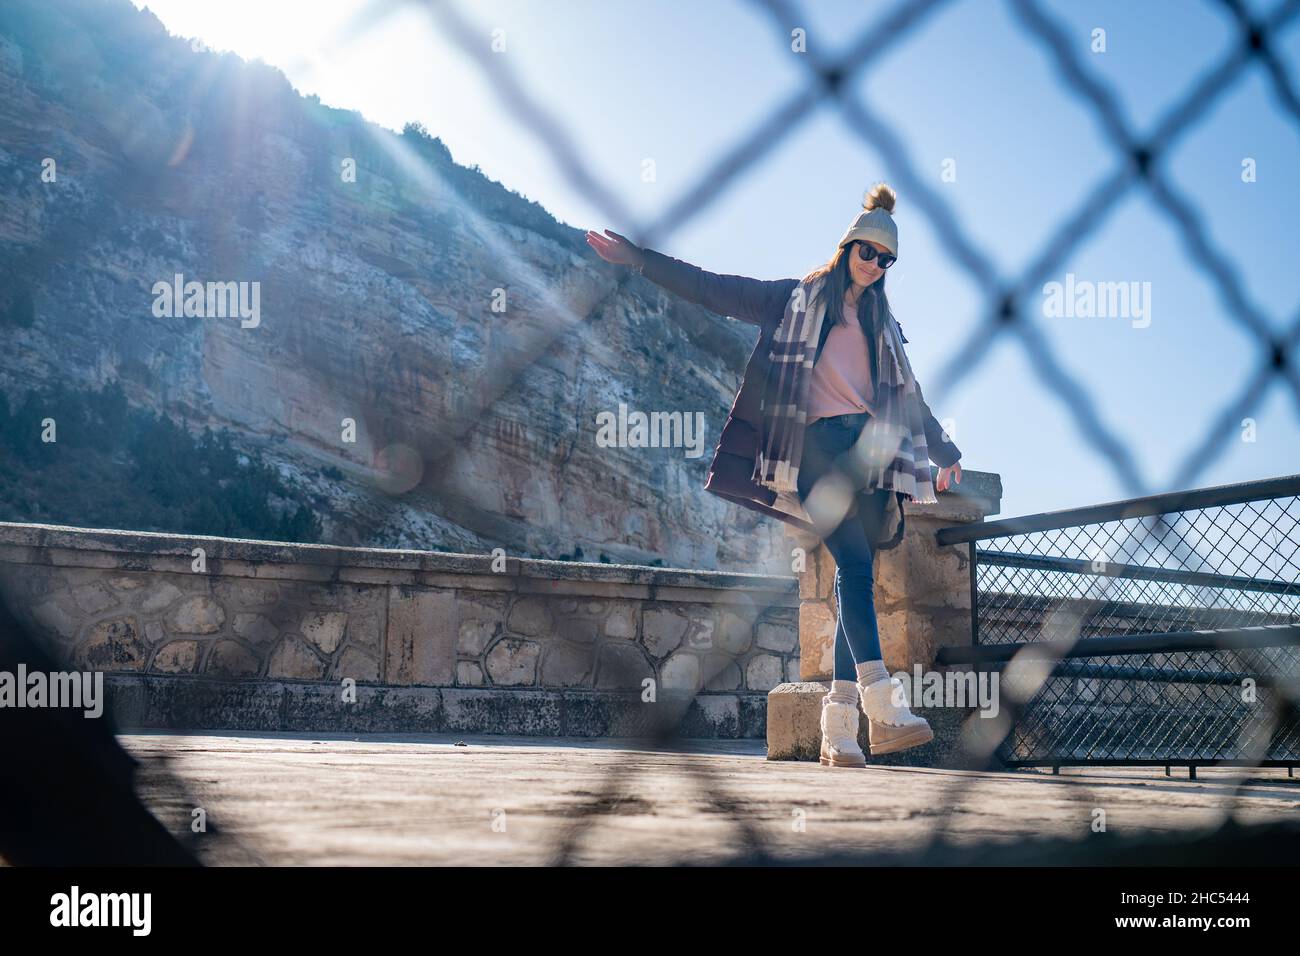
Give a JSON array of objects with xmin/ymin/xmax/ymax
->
[{"xmin": 586, "ymin": 183, "xmax": 962, "ymax": 767}]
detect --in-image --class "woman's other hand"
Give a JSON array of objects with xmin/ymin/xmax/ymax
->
[
  {"xmin": 586, "ymin": 229, "xmax": 645, "ymax": 269},
  {"xmin": 936, "ymin": 462, "xmax": 962, "ymax": 493}
]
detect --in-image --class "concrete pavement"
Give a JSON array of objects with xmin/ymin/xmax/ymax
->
[{"xmin": 121, "ymin": 731, "xmax": 1300, "ymax": 866}]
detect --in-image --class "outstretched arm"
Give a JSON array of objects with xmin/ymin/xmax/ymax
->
[{"xmin": 586, "ymin": 228, "xmax": 794, "ymax": 328}]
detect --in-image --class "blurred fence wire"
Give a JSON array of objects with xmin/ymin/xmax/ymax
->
[
  {"xmin": 8, "ymin": 0, "xmax": 1298, "ymax": 865},
  {"xmin": 347, "ymin": 0, "xmax": 1300, "ymax": 863}
]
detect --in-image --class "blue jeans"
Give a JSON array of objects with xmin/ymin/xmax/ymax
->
[{"xmin": 796, "ymin": 414, "xmax": 892, "ymax": 682}]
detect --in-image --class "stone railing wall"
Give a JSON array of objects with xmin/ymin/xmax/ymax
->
[
  {"xmin": 0, "ymin": 522, "xmax": 798, "ymax": 737},
  {"xmin": 767, "ymin": 469, "xmax": 1004, "ymax": 762},
  {"xmin": 794, "ymin": 470, "xmax": 1003, "ymax": 677}
]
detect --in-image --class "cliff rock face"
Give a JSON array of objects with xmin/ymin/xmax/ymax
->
[{"xmin": 0, "ymin": 0, "xmax": 793, "ymax": 573}]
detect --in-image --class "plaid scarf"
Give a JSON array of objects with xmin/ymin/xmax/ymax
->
[{"xmin": 753, "ymin": 274, "xmax": 937, "ymax": 508}]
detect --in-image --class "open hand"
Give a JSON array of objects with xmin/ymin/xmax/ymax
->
[
  {"xmin": 585, "ymin": 228, "xmax": 644, "ymax": 268},
  {"xmin": 936, "ymin": 462, "xmax": 962, "ymax": 493}
]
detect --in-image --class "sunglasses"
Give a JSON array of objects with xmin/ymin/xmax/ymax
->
[{"xmin": 854, "ymin": 241, "xmax": 897, "ymax": 270}]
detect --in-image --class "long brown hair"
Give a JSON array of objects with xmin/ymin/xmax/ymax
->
[{"xmin": 800, "ymin": 183, "xmax": 896, "ymax": 341}]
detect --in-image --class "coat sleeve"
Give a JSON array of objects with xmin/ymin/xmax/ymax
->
[
  {"xmin": 918, "ymin": 388, "xmax": 962, "ymax": 468},
  {"xmin": 896, "ymin": 322, "xmax": 958, "ymax": 467},
  {"xmin": 636, "ymin": 247, "xmax": 796, "ymax": 327}
]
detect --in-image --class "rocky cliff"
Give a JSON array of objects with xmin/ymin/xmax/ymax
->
[{"xmin": 0, "ymin": 0, "xmax": 795, "ymax": 573}]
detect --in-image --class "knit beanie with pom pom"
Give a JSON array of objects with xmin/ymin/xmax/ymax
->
[{"xmin": 837, "ymin": 182, "xmax": 898, "ymax": 256}]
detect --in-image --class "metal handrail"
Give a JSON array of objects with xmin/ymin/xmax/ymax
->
[
  {"xmin": 973, "ymin": 550, "xmax": 1300, "ymax": 595},
  {"xmin": 935, "ymin": 623, "xmax": 1300, "ymax": 664},
  {"xmin": 936, "ymin": 473, "xmax": 1300, "ymax": 546}
]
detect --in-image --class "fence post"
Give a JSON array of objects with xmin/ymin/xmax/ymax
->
[
  {"xmin": 766, "ymin": 468, "xmax": 1002, "ymax": 761},
  {"xmin": 871, "ymin": 476, "xmax": 1001, "ymax": 673}
]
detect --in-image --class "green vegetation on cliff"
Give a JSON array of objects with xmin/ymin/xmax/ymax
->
[{"xmin": 0, "ymin": 381, "xmax": 323, "ymax": 543}]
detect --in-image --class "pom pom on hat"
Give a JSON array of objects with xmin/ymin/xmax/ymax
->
[{"xmin": 863, "ymin": 182, "xmax": 896, "ymax": 215}]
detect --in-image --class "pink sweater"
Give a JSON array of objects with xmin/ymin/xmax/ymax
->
[{"xmin": 807, "ymin": 299, "xmax": 874, "ymax": 423}]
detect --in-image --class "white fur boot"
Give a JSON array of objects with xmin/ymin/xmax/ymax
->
[
  {"xmin": 819, "ymin": 699, "xmax": 867, "ymax": 768},
  {"xmin": 859, "ymin": 677, "xmax": 934, "ymax": 755}
]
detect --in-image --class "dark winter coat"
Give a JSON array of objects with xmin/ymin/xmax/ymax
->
[{"xmin": 638, "ymin": 247, "xmax": 962, "ymax": 550}]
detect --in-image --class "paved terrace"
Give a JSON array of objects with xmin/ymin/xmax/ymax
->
[{"xmin": 124, "ymin": 731, "xmax": 1300, "ymax": 866}]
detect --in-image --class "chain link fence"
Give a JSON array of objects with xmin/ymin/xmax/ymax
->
[{"xmin": 937, "ymin": 474, "xmax": 1300, "ymax": 768}]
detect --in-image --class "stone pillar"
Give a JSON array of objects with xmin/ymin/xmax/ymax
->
[{"xmin": 767, "ymin": 469, "xmax": 1002, "ymax": 762}]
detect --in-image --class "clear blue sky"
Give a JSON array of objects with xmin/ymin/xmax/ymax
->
[{"xmin": 133, "ymin": 0, "xmax": 1300, "ymax": 521}]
